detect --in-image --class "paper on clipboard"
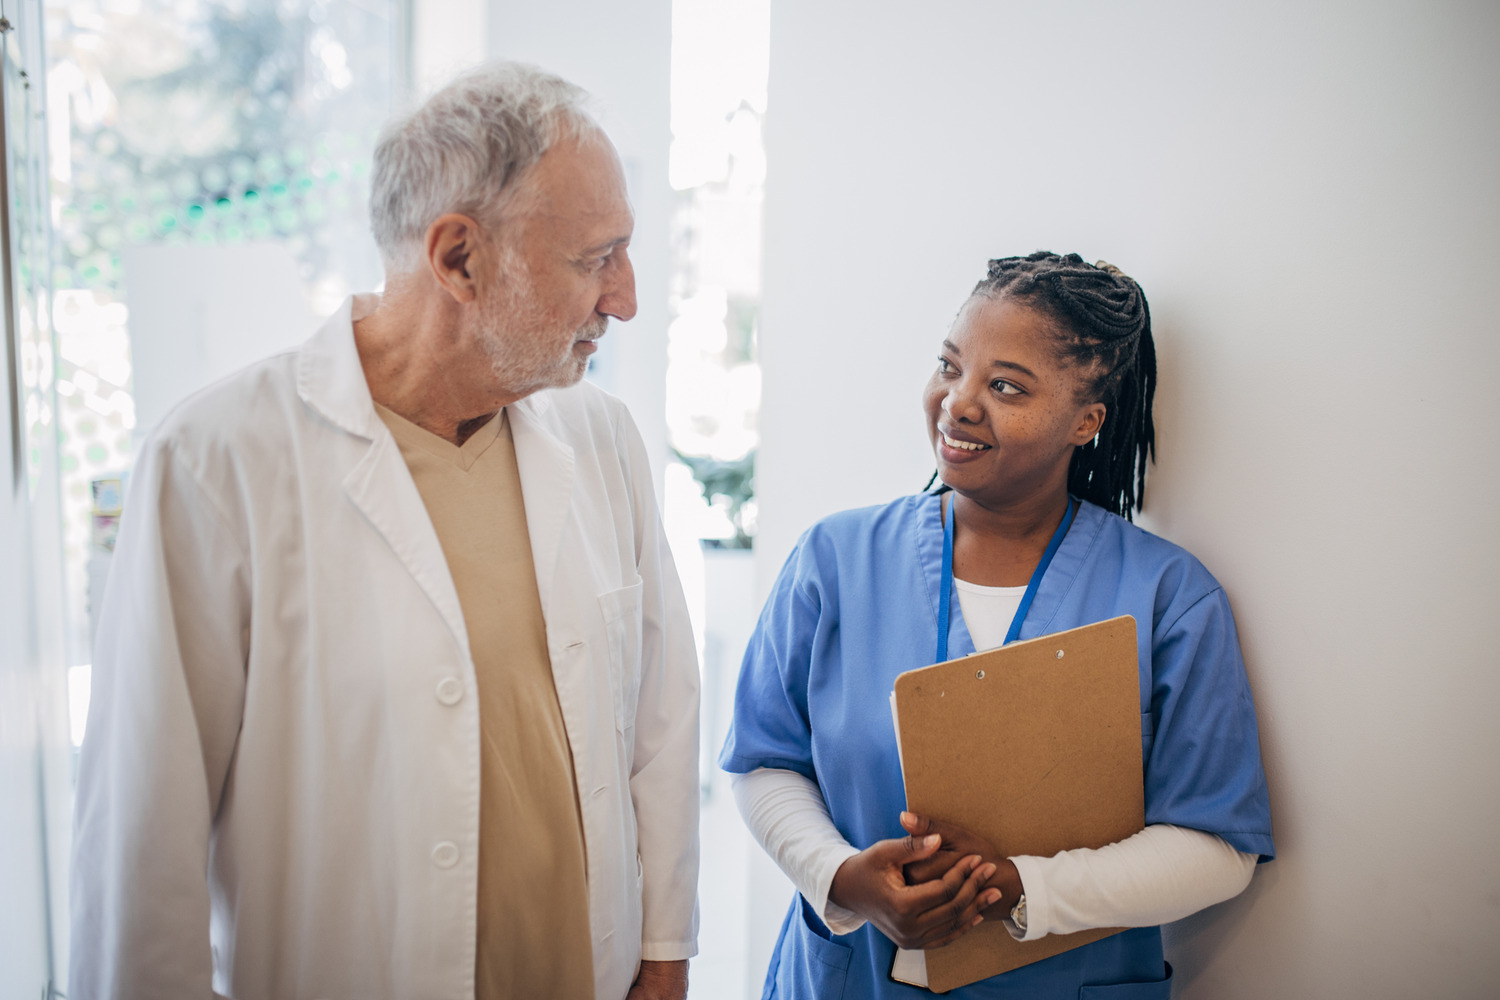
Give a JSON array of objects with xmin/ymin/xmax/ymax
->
[{"xmin": 890, "ymin": 615, "xmax": 1145, "ymax": 993}]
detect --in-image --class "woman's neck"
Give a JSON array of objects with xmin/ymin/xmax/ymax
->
[{"xmin": 949, "ymin": 488, "xmax": 1072, "ymax": 587}]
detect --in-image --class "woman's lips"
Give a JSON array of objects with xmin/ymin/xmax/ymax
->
[{"xmin": 937, "ymin": 430, "xmax": 991, "ymax": 463}]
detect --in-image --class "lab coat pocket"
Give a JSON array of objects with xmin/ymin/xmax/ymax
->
[
  {"xmin": 599, "ymin": 577, "xmax": 645, "ymax": 734},
  {"xmin": 1077, "ymin": 962, "xmax": 1172, "ymax": 999}
]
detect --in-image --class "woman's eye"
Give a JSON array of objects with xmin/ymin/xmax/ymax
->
[
  {"xmin": 937, "ymin": 357, "xmax": 954, "ymax": 374},
  {"xmin": 991, "ymin": 379, "xmax": 1022, "ymax": 395}
]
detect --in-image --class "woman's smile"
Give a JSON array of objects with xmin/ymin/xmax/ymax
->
[{"xmin": 937, "ymin": 426, "xmax": 992, "ymax": 461}]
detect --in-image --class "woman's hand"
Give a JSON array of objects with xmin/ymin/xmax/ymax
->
[
  {"xmin": 828, "ymin": 830, "xmax": 1001, "ymax": 950},
  {"xmin": 899, "ymin": 812, "xmax": 1023, "ymax": 921}
]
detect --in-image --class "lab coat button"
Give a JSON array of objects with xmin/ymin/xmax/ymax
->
[
  {"xmin": 434, "ymin": 676, "xmax": 464, "ymax": 706},
  {"xmin": 431, "ymin": 841, "xmax": 460, "ymax": 869}
]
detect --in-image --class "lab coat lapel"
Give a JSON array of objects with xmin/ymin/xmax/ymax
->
[
  {"xmin": 508, "ymin": 392, "xmax": 575, "ymax": 617},
  {"xmin": 296, "ymin": 295, "xmax": 471, "ymax": 661},
  {"xmin": 342, "ymin": 434, "xmax": 472, "ymax": 662}
]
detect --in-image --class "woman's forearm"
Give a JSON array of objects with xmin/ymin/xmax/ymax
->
[
  {"xmin": 730, "ymin": 768, "xmax": 865, "ymax": 933},
  {"xmin": 1009, "ymin": 824, "xmax": 1257, "ymax": 940}
]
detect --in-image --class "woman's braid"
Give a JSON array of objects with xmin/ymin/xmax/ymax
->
[{"xmin": 975, "ymin": 251, "xmax": 1157, "ymax": 519}]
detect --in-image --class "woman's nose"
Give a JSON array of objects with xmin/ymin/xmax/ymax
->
[{"xmin": 943, "ymin": 384, "xmax": 984, "ymax": 423}]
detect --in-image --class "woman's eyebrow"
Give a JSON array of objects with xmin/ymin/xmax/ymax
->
[
  {"xmin": 988, "ymin": 360, "xmax": 1038, "ymax": 379},
  {"xmin": 942, "ymin": 341, "xmax": 1037, "ymax": 379}
]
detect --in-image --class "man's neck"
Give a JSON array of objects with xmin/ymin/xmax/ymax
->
[{"xmin": 353, "ymin": 287, "xmax": 519, "ymax": 445}]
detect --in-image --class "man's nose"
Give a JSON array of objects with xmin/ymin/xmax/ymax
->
[{"xmin": 599, "ymin": 250, "xmax": 637, "ymax": 322}]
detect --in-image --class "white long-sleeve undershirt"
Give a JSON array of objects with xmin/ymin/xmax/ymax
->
[{"xmin": 730, "ymin": 767, "xmax": 1257, "ymax": 942}]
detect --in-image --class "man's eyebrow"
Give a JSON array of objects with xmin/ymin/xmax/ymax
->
[{"xmin": 583, "ymin": 234, "xmax": 631, "ymax": 256}]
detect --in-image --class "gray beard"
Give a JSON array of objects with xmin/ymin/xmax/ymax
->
[{"xmin": 477, "ymin": 264, "xmax": 607, "ymax": 396}]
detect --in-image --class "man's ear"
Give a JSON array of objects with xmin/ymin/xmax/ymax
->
[
  {"xmin": 1071, "ymin": 402, "xmax": 1107, "ymax": 446},
  {"xmin": 424, "ymin": 213, "xmax": 483, "ymax": 303}
]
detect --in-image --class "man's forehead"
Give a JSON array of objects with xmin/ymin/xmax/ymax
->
[{"xmin": 524, "ymin": 134, "xmax": 633, "ymax": 231}]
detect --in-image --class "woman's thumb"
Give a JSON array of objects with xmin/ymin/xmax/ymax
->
[
  {"xmin": 900, "ymin": 811, "xmax": 938, "ymax": 836},
  {"xmin": 902, "ymin": 832, "xmax": 942, "ymax": 860}
]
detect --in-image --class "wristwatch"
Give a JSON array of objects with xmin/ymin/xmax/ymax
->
[{"xmin": 1009, "ymin": 893, "xmax": 1028, "ymax": 934}]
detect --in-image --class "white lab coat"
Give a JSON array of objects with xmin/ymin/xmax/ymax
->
[{"xmin": 71, "ymin": 295, "xmax": 700, "ymax": 1000}]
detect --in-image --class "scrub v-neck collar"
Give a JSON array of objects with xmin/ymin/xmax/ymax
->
[{"xmin": 914, "ymin": 490, "xmax": 1105, "ymax": 661}]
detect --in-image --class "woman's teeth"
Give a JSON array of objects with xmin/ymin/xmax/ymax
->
[{"xmin": 943, "ymin": 433, "xmax": 989, "ymax": 452}]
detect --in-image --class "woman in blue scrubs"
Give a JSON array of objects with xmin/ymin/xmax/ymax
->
[{"xmin": 720, "ymin": 252, "xmax": 1274, "ymax": 999}]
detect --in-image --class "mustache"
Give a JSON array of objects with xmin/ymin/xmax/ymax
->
[{"xmin": 578, "ymin": 315, "xmax": 609, "ymax": 341}]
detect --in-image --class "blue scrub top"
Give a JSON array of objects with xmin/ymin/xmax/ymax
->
[{"xmin": 720, "ymin": 493, "xmax": 1274, "ymax": 1000}]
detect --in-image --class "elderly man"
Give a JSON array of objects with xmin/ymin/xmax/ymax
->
[{"xmin": 71, "ymin": 64, "xmax": 699, "ymax": 1000}]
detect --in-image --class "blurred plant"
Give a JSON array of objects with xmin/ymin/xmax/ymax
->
[{"xmin": 673, "ymin": 447, "xmax": 755, "ymax": 549}]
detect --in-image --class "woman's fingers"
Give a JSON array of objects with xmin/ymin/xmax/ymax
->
[
  {"xmin": 904, "ymin": 854, "xmax": 953, "ymax": 885},
  {"xmin": 899, "ymin": 812, "xmax": 999, "ymax": 886},
  {"xmin": 869, "ymin": 831, "xmax": 943, "ymax": 870},
  {"xmin": 890, "ymin": 855, "xmax": 999, "ymax": 949},
  {"xmin": 829, "ymin": 834, "xmax": 944, "ymax": 920},
  {"xmin": 834, "ymin": 834, "xmax": 1000, "ymax": 951},
  {"xmin": 918, "ymin": 858, "xmax": 999, "ymax": 941},
  {"xmin": 903, "ymin": 853, "xmax": 991, "ymax": 914},
  {"xmin": 900, "ymin": 810, "xmax": 938, "ymax": 837}
]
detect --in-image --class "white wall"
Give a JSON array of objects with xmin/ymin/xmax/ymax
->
[
  {"xmin": 755, "ymin": 1, "xmax": 1500, "ymax": 996},
  {"xmin": 477, "ymin": 0, "xmax": 675, "ymax": 486},
  {"xmin": 412, "ymin": 0, "xmax": 488, "ymax": 96},
  {"xmin": 125, "ymin": 243, "xmax": 313, "ymax": 441}
]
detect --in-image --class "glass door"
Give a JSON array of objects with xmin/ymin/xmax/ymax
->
[{"xmin": 0, "ymin": 0, "xmax": 71, "ymax": 995}]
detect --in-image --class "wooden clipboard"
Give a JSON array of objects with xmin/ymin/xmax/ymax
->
[{"xmin": 891, "ymin": 615, "xmax": 1145, "ymax": 993}]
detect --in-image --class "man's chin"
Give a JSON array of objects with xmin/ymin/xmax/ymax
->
[{"xmin": 553, "ymin": 355, "xmax": 591, "ymax": 388}]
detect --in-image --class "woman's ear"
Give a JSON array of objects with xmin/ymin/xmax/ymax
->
[
  {"xmin": 1071, "ymin": 402, "xmax": 1107, "ymax": 445},
  {"xmin": 424, "ymin": 213, "xmax": 482, "ymax": 303}
]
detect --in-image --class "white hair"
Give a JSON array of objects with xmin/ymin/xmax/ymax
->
[{"xmin": 369, "ymin": 61, "xmax": 598, "ymax": 272}]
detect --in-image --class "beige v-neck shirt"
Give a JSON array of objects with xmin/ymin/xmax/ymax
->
[{"xmin": 376, "ymin": 404, "xmax": 594, "ymax": 1000}]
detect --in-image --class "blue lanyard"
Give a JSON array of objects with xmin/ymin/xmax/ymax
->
[{"xmin": 935, "ymin": 492, "xmax": 1076, "ymax": 663}]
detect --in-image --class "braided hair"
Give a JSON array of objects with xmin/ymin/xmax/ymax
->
[{"xmin": 926, "ymin": 251, "xmax": 1157, "ymax": 520}]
